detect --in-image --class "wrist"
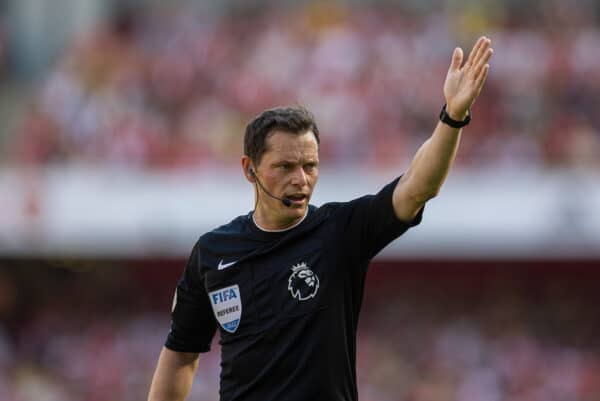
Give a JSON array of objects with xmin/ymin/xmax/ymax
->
[
  {"xmin": 439, "ymin": 103, "xmax": 471, "ymax": 128},
  {"xmin": 445, "ymin": 104, "xmax": 468, "ymax": 121}
]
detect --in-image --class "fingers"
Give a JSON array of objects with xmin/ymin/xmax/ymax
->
[
  {"xmin": 467, "ymin": 37, "xmax": 492, "ymax": 72},
  {"xmin": 475, "ymin": 63, "xmax": 490, "ymax": 89},
  {"xmin": 473, "ymin": 47, "xmax": 493, "ymax": 80},
  {"xmin": 449, "ymin": 47, "xmax": 464, "ymax": 72},
  {"xmin": 465, "ymin": 36, "xmax": 486, "ymax": 67},
  {"xmin": 471, "ymin": 40, "xmax": 489, "ymax": 70}
]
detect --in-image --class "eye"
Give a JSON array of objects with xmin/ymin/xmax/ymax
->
[
  {"xmin": 304, "ymin": 163, "xmax": 317, "ymax": 173},
  {"xmin": 279, "ymin": 163, "xmax": 293, "ymax": 171}
]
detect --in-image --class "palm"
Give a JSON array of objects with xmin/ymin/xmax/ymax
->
[{"xmin": 443, "ymin": 37, "xmax": 493, "ymax": 120}]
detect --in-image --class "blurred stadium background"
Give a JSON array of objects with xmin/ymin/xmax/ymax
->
[{"xmin": 1, "ymin": 0, "xmax": 599, "ymax": 400}]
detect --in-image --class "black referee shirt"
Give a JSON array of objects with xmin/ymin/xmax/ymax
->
[{"xmin": 166, "ymin": 177, "xmax": 423, "ymax": 401}]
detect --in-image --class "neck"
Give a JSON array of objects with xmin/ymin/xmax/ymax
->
[{"xmin": 253, "ymin": 207, "xmax": 308, "ymax": 232}]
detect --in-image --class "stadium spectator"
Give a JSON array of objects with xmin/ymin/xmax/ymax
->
[{"xmin": 10, "ymin": 3, "xmax": 600, "ymax": 170}]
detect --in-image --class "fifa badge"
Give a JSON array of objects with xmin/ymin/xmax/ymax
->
[{"xmin": 209, "ymin": 284, "xmax": 242, "ymax": 333}]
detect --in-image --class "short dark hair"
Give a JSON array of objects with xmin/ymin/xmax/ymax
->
[{"xmin": 244, "ymin": 106, "xmax": 320, "ymax": 165}]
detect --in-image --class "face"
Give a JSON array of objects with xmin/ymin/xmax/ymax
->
[{"xmin": 244, "ymin": 130, "xmax": 319, "ymax": 230}]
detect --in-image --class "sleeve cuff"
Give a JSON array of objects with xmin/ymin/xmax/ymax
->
[
  {"xmin": 165, "ymin": 334, "xmax": 212, "ymax": 354},
  {"xmin": 398, "ymin": 204, "xmax": 424, "ymax": 227}
]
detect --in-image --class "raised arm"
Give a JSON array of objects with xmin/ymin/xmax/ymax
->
[
  {"xmin": 393, "ymin": 36, "xmax": 493, "ymax": 221},
  {"xmin": 147, "ymin": 347, "xmax": 200, "ymax": 401}
]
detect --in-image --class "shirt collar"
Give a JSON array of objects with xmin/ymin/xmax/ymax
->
[{"xmin": 251, "ymin": 209, "xmax": 309, "ymax": 233}]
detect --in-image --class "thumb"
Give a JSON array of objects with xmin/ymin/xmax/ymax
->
[{"xmin": 449, "ymin": 47, "xmax": 463, "ymax": 72}]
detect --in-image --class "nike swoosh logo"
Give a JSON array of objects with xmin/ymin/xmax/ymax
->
[{"xmin": 218, "ymin": 259, "xmax": 237, "ymax": 270}]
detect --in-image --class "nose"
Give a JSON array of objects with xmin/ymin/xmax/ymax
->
[{"xmin": 290, "ymin": 166, "xmax": 308, "ymax": 187}]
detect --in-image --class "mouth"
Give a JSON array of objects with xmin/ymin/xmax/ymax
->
[{"xmin": 285, "ymin": 193, "xmax": 308, "ymax": 205}]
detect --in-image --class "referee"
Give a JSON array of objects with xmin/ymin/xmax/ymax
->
[{"xmin": 148, "ymin": 36, "xmax": 493, "ymax": 401}]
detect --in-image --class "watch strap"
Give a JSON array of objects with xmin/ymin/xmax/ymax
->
[{"xmin": 439, "ymin": 104, "xmax": 471, "ymax": 128}]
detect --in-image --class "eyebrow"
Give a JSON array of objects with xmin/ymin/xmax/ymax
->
[{"xmin": 272, "ymin": 159, "xmax": 319, "ymax": 166}]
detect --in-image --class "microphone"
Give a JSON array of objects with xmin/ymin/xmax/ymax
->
[{"xmin": 250, "ymin": 169, "xmax": 292, "ymax": 207}]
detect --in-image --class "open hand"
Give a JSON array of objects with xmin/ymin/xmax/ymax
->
[{"xmin": 443, "ymin": 36, "xmax": 493, "ymax": 120}]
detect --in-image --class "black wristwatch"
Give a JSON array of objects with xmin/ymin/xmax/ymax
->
[{"xmin": 439, "ymin": 104, "xmax": 471, "ymax": 128}]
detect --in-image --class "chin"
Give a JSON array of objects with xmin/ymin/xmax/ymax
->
[
  {"xmin": 286, "ymin": 204, "xmax": 306, "ymax": 217},
  {"xmin": 287, "ymin": 207, "xmax": 304, "ymax": 215}
]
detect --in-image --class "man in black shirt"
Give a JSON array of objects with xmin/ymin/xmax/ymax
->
[{"xmin": 148, "ymin": 36, "xmax": 493, "ymax": 401}]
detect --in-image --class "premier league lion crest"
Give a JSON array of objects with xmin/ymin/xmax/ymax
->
[{"xmin": 288, "ymin": 262, "xmax": 319, "ymax": 301}]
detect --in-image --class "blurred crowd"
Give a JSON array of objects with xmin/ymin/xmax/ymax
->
[
  {"xmin": 1, "ymin": 262, "xmax": 599, "ymax": 401},
  {"xmin": 10, "ymin": 2, "xmax": 600, "ymax": 170},
  {"xmin": 356, "ymin": 265, "xmax": 600, "ymax": 401}
]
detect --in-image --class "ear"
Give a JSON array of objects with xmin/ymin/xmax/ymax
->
[{"xmin": 241, "ymin": 155, "xmax": 255, "ymax": 183}]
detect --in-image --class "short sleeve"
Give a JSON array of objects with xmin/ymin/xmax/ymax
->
[
  {"xmin": 165, "ymin": 242, "xmax": 218, "ymax": 353},
  {"xmin": 343, "ymin": 176, "xmax": 424, "ymax": 262}
]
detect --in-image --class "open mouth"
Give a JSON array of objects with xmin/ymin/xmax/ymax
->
[{"xmin": 286, "ymin": 194, "xmax": 307, "ymax": 202}]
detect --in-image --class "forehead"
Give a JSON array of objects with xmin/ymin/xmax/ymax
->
[{"xmin": 261, "ymin": 130, "xmax": 319, "ymax": 163}]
